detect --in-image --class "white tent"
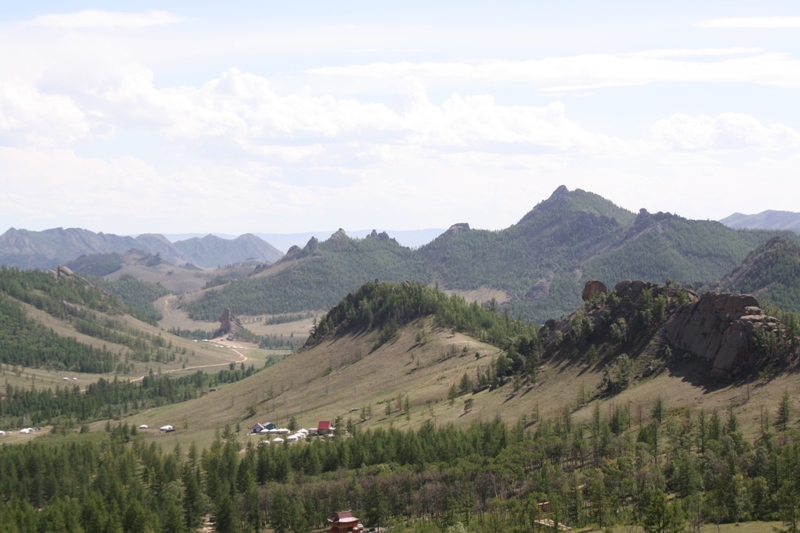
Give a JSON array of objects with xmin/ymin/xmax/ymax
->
[
  {"xmin": 260, "ymin": 429, "xmax": 270, "ymax": 435},
  {"xmin": 138, "ymin": 424, "xmax": 149, "ymax": 429},
  {"xmin": 159, "ymin": 425, "xmax": 174, "ymax": 432},
  {"xmin": 272, "ymin": 437, "xmax": 284, "ymax": 443}
]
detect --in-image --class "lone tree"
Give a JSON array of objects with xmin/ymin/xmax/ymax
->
[
  {"xmin": 464, "ymin": 398, "xmax": 474, "ymax": 414},
  {"xmin": 777, "ymin": 388, "xmax": 792, "ymax": 433}
]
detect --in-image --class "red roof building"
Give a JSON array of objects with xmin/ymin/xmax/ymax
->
[
  {"xmin": 318, "ymin": 420, "xmax": 334, "ymax": 434},
  {"xmin": 328, "ymin": 512, "xmax": 362, "ymax": 533}
]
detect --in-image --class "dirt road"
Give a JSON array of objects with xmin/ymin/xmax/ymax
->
[{"xmin": 130, "ymin": 342, "xmax": 249, "ymax": 383}]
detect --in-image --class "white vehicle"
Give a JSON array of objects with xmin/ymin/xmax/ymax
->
[
  {"xmin": 138, "ymin": 424, "xmax": 149, "ymax": 430},
  {"xmin": 0, "ymin": 430, "xmax": 5, "ymax": 436},
  {"xmin": 19, "ymin": 428, "xmax": 33, "ymax": 434},
  {"xmin": 159, "ymin": 425, "xmax": 175, "ymax": 432},
  {"xmin": 62, "ymin": 377, "xmax": 69, "ymax": 381}
]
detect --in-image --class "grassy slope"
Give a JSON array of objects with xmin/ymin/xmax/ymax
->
[{"xmin": 121, "ymin": 312, "xmax": 800, "ymax": 450}]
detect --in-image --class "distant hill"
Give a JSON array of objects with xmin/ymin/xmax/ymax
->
[
  {"xmin": 0, "ymin": 227, "xmax": 145, "ymax": 269},
  {"xmin": 182, "ymin": 186, "xmax": 800, "ymax": 323},
  {"xmin": 66, "ymin": 249, "xmax": 258, "ymax": 294},
  {"xmin": 716, "ymin": 236, "xmax": 800, "ymax": 313},
  {"xmin": 254, "ymin": 228, "xmax": 445, "ymax": 252},
  {"xmin": 171, "ymin": 233, "xmax": 283, "ymax": 268},
  {"xmin": 721, "ymin": 210, "xmax": 800, "ymax": 232},
  {"xmin": 0, "ymin": 228, "xmax": 284, "ymax": 269}
]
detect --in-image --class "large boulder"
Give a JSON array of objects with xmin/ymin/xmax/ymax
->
[
  {"xmin": 582, "ymin": 280, "xmax": 608, "ymax": 301},
  {"xmin": 663, "ymin": 292, "xmax": 769, "ymax": 377}
]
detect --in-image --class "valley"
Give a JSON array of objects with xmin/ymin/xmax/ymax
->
[{"xmin": 1, "ymin": 187, "xmax": 800, "ymax": 532}]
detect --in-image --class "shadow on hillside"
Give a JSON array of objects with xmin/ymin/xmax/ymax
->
[{"xmin": 665, "ymin": 357, "xmax": 729, "ymax": 394}]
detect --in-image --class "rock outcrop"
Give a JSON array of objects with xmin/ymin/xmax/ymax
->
[
  {"xmin": 663, "ymin": 292, "xmax": 777, "ymax": 378},
  {"xmin": 49, "ymin": 265, "xmax": 74, "ymax": 279},
  {"xmin": 218, "ymin": 308, "xmax": 242, "ymax": 336},
  {"xmin": 582, "ymin": 280, "xmax": 608, "ymax": 301},
  {"xmin": 444, "ymin": 223, "xmax": 470, "ymax": 238},
  {"xmin": 541, "ymin": 278, "xmax": 781, "ymax": 379}
]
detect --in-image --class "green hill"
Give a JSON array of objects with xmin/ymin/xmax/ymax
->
[{"xmin": 716, "ymin": 236, "xmax": 800, "ymax": 313}]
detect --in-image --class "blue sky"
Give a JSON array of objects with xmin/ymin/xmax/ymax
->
[{"xmin": 1, "ymin": 1, "xmax": 799, "ymax": 234}]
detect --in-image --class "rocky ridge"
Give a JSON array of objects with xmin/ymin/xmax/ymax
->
[{"xmin": 541, "ymin": 279, "xmax": 791, "ymax": 380}]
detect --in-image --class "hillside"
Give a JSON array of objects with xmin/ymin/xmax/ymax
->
[
  {"xmin": 6, "ymin": 279, "xmax": 800, "ymax": 533},
  {"xmin": 66, "ymin": 249, "xmax": 257, "ymax": 294},
  {"xmin": 716, "ymin": 236, "xmax": 800, "ymax": 313},
  {"xmin": 0, "ymin": 267, "xmax": 289, "ymax": 428},
  {"xmin": 119, "ymin": 277, "xmax": 800, "ymax": 486},
  {"xmin": 0, "ymin": 227, "xmax": 284, "ymax": 269},
  {"xmin": 721, "ymin": 210, "xmax": 800, "ymax": 232},
  {"xmin": 183, "ymin": 186, "xmax": 797, "ymax": 323}
]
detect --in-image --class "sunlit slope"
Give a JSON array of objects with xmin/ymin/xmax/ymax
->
[{"xmin": 138, "ymin": 279, "xmax": 800, "ymax": 448}]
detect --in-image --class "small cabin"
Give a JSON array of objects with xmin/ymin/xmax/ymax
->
[{"xmin": 328, "ymin": 512, "xmax": 362, "ymax": 533}]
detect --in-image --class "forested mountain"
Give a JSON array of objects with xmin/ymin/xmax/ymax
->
[
  {"xmin": 716, "ymin": 236, "xmax": 800, "ymax": 313},
  {"xmin": 721, "ymin": 209, "xmax": 800, "ymax": 232},
  {"xmin": 0, "ymin": 228, "xmax": 284, "ymax": 269},
  {"xmin": 182, "ymin": 230, "xmax": 427, "ymax": 319},
  {"xmin": 0, "ymin": 267, "xmax": 190, "ymax": 372},
  {"xmin": 183, "ymin": 186, "xmax": 798, "ymax": 323}
]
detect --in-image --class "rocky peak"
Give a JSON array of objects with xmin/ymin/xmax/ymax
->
[{"xmin": 444, "ymin": 223, "xmax": 470, "ymax": 238}]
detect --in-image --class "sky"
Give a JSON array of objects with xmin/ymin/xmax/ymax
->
[{"xmin": 1, "ymin": 0, "xmax": 799, "ymax": 235}]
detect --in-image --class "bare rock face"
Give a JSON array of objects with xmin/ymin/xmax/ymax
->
[
  {"xmin": 218, "ymin": 308, "xmax": 242, "ymax": 335},
  {"xmin": 444, "ymin": 223, "xmax": 470, "ymax": 238},
  {"xmin": 527, "ymin": 271, "xmax": 555, "ymax": 300},
  {"xmin": 582, "ymin": 280, "xmax": 608, "ymax": 301},
  {"xmin": 663, "ymin": 292, "xmax": 772, "ymax": 378},
  {"xmin": 49, "ymin": 265, "xmax": 74, "ymax": 278}
]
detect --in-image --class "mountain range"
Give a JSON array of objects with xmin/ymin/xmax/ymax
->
[
  {"xmin": 182, "ymin": 186, "xmax": 800, "ymax": 323},
  {"xmin": 0, "ymin": 228, "xmax": 283, "ymax": 269},
  {"xmin": 720, "ymin": 210, "xmax": 800, "ymax": 232}
]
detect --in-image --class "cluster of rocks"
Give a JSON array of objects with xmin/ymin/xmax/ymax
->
[
  {"xmin": 49, "ymin": 265, "xmax": 73, "ymax": 279},
  {"xmin": 545, "ymin": 278, "xmax": 780, "ymax": 379}
]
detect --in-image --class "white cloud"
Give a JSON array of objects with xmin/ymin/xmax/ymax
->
[
  {"xmin": 308, "ymin": 51, "xmax": 800, "ymax": 91},
  {"xmin": 698, "ymin": 16, "xmax": 800, "ymax": 28},
  {"xmin": 0, "ymin": 80, "xmax": 105, "ymax": 147},
  {"xmin": 25, "ymin": 10, "xmax": 184, "ymax": 30},
  {"xmin": 6, "ymin": 66, "xmax": 620, "ymax": 157},
  {"xmin": 651, "ymin": 113, "xmax": 800, "ymax": 151}
]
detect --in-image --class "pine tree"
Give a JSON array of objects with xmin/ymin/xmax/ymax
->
[{"xmin": 777, "ymin": 388, "xmax": 792, "ymax": 433}]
